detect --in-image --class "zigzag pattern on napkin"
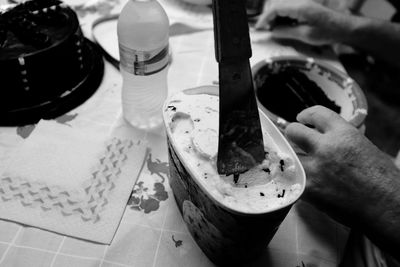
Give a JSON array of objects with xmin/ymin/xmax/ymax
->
[{"xmin": 0, "ymin": 138, "xmax": 134, "ymax": 223}]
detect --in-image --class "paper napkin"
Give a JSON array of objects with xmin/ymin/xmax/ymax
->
[{"xmin": 0, "ymin": 120, "xmax": 147, "ymax": 244}]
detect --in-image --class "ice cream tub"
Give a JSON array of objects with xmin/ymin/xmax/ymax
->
[
  {"xmin": 163, "ymin": 85, "xmax": 306, "ymax": 265},
  {"xmin": 252, "ymin": 56, "xmax": 368, "ymax": 132}
]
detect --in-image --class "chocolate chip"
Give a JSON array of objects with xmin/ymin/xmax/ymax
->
[
  {"xmin": 280, "ymin": 159, "xmax": 285, "ymax": 172},
  {"xmin": 233, "ymin": 173, "xmax": 240, "ymax": 184},
  {"xmin": 167, "ymin": 105, "xmax": 177, "ymax": 111},
  {"xmin": 263, "ymin": 168, "xmax": 271, "ymax": 174}
]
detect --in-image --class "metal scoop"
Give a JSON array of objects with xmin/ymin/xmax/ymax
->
[{"xmin": 212, "ymin": 0, "xmax": 264, "ymax": 176}]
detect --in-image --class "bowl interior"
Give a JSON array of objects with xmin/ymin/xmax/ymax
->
[{"xmin": 253, "ymin": 57, "xmax": 368, "ymax": 129}]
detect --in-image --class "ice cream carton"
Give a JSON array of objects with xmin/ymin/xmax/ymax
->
[{"xmin": 163, "ymin": 85, "xmax": 306, "ymax": 265}]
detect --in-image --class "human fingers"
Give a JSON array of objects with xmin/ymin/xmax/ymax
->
[
  {"xmin": 296, "ymin": 105, "xmax": 348, "ymax": 133},
  {"xmin": 255, "ymin": 0, "xmax": 299, "ymax": 30},
  {"xmin": 270, "ymin": 24, "xmax": 334, "ymax": 46},
  {"xmin": 255, "ymin": 2, "xmax": 278, "ymax": 30},
  {"xmin": 285, "ymin": 122, "xmax": 321, "ymax": 154},
  {"xmin": 269, "ymin": 25, "xmax": 309, "ymax": 42}
]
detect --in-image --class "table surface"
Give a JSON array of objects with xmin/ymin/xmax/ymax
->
[{"xmin": 0, "ymin": 0, "xmax": 375, "ymax": 266}]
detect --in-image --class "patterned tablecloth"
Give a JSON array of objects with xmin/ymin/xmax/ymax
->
[{"xmin": 0, "ymin": 0, "xmax": 353, "ymax": 266}]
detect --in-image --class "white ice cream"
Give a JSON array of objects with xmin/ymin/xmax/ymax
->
[{"xmin": 165, "ymin": 92, "xmax": 302, "ymax": 213}]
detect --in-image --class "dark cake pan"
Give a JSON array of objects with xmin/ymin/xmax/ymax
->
[{"xmin": 0, "ymin": 38, "xmax": 104, "ymax": 126}]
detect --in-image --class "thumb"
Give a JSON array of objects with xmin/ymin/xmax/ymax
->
[{"xmin": 297, "ymin": 106, "xmax": 351, "ymax": 133}]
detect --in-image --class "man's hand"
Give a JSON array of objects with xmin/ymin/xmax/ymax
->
[
  {"xmin": 285, "ymin": 106, "xmax": 400, "ymax": 258},
  {"xmin": 255, "ymin": 0, "xmax": 355, "ymax": 45},
  {"xmin": 286, "ymin": 106, "xmax": 400, "ymax": 225},
  {"xmin": 256, "ymin": 0, "xmax": 400, "ymax": 68}
]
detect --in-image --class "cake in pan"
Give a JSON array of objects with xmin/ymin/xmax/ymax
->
[{"xmin": 0, "ymin": 0, "xmax": 104, "ymax": 125}]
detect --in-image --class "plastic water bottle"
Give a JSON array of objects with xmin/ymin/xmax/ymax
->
[{"xmin": 117, "ymin": 0, "xmax": 169, "ymax": 130}]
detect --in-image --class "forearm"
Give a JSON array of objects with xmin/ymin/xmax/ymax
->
[
  {"xmin": 357, "ymin": 158, "xmax": 400, "ymax": 260},
  {"xmin": 339, "ymin": 15, "xmax": 400, "ymax": 68}
]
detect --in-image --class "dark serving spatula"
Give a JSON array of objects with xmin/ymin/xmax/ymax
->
[{"xmin": 212, "ymin": 0, "xmax": 264, "ymax": 176}]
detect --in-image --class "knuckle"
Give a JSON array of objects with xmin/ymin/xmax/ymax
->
[
  {"xmin": 325, "ymin": 108, "xmax": 340, "ymax": 122},
  {"xmin": 323, "ymin": 128, "xmax": 361, "ymax": 159},
  {"xmin": 312, "ymin": 135, "xmax": 333, "ymax": 157}
]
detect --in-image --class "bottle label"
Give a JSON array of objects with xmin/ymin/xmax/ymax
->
[{"xmin": 119, "ymin": 43, "xmax": 169, "ymax": 76}]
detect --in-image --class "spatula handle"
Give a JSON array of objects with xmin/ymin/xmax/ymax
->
[{"xmin": 212, "ymin": 0, "xmax": 252, "ymax": 62}]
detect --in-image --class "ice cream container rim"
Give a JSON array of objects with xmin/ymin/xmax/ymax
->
[
  {"xmin": 252, "ymin": 55, "xmax": 368, "ymax": 129},
  {"xmin": 162, "ymin": 85, "xmax": 306, "ymax": 216}
]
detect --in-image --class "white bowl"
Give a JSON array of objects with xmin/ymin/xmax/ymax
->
[{"xmin": 252, "ymin": 56, "xmax": 368, "ymax": 130}]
